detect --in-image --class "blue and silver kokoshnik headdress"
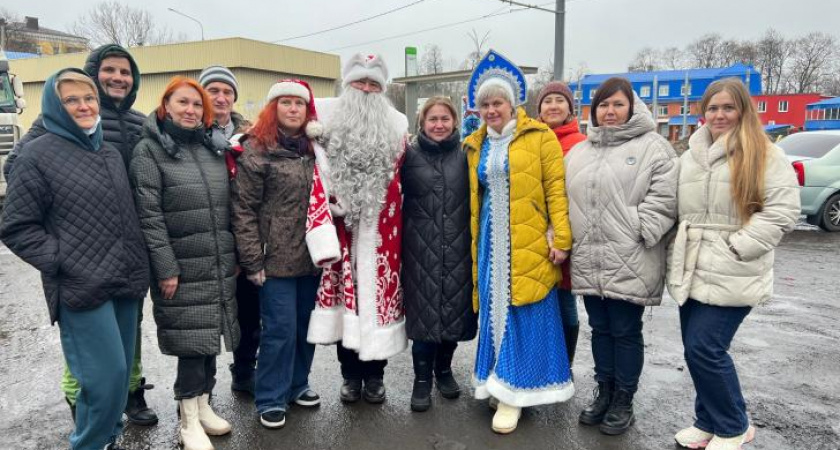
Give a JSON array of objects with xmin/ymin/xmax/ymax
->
[{"xmin": 467, "ymin": 49, "xmax": 528, "ymax": 110}]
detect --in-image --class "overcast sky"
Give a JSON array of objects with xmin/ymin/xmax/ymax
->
[{"xmin": 13, "ymin": 0, "xmax": 840, "ymax": 79}]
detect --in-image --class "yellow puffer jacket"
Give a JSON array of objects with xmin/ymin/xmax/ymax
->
[{"xmin": 463, "ymin": 107, "xmax": 572, "ymax": 312}]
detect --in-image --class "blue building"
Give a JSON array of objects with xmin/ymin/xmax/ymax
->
[
  {"xmin": 568, "ymin": 63, "xmax": 762, "ymax": 140},
  {"xmin": 805, "ymin": 97, "xmax": 840, "ymax": 131}
]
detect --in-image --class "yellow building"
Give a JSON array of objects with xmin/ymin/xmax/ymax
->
[{"xmin": 9, "ymin": 37, "xmax": 341, "ymax": 130}]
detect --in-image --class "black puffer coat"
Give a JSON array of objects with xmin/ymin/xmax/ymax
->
[
  {"xmin": 129, "ymin": 113, "xmax": 239, "ymax": 356},
  {"xmin": 4, "ymin": 44, "xmax": 145, "ymax": 179},
  {"xmin": 401, "ymin": 131, "xmax": 476, "ymax": 343}
]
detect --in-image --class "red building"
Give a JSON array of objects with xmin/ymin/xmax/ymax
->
[{"xmin": 753, "ymin": 93, "xmax": 831, "ymax": 131}]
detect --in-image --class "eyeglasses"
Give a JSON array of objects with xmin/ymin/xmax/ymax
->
[{"xmin": 61, "ymin": 95, "xmax": 99, "ymax": 108}]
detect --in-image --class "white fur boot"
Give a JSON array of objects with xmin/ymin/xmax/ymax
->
[
  {"xmin": 179, "ymin": 398, "xmax": 214, "ymax": 450},
  {"xmin": 197, "ymin": 394, "xmax": 232, "ymax": 435}
]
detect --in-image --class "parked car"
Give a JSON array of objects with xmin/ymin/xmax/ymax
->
[{"xmin": 777, "ymin": 131, "xmax": 840, "ymax": 232}]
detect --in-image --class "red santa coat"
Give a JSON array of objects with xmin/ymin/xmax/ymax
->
[{"xmin": 305, "ymin": 98, "xmax": 409, "ymax": 361}]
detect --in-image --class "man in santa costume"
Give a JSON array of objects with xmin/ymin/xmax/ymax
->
[{"xmin": 305, "ymin": 53, "xmax": 409, "ymax": 404}]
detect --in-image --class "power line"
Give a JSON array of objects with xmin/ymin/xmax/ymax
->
[
  {"xmin": 273, "ymin": 0, "xmax": 430, "ymax": 43},
  {"xmin": 326, "ymin": 2, "xmax": 554, "ymax": 52}
]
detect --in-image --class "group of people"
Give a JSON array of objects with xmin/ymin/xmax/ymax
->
[{"xmin": 0, "ymin": 43, "xmax": 800, "ymax": 450}]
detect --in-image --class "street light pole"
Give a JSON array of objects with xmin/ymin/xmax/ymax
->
[
  {"xmin": 554, "ymin": 0, "xmax": 564, "ymax": 80},
  {"xmin": 167, "ymin": 8, "xmax": 204, "ymax": 41}
]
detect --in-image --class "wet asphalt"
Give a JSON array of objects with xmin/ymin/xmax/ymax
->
[{"xmin": 0, "ymin": 228, "xmax": 838, "ymax": 450}]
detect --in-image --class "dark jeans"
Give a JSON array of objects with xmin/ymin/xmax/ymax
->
[
  {"xmin": 174, "ymin": 355, "xmax": 217, "ymax": 400},
  {"xmin": 412, "ymin": 340, "xmax": 458, "ymax": 376},
  {"xmin": 583, "ymin": 296, "xmax": 645, "ymax": 394},
  {"xmin": 232, "ymin": 271, "xmax": 261, "ymax": 378},
  {"xmin": 558, "ymin": 288, "xmax": 579, "ymax": 328},
  {"xmin": 255, "ymin": 276, "xmax": 318, "ymax": 414},
  {"xmin": 337, "ymin": 344, "xmax": 387, "ymax": 381},
  {"xmin": 680, "ymin": 298, "xmax": 752, "ymax": 438}
]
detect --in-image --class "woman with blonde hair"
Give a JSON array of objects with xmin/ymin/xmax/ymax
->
[
  {"xmin": 668, "ymin": 78, "xmax": 800, "ymax": 450},
  {"xmin": 131, "ymin": 76, "xmax": 238, "ymax": 450},
  {"xmin": 402, "ymin": 96, "xmax": 475, "ymax": 412}
]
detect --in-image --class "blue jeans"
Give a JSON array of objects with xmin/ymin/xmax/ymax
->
[
  {"xmin": 59, "ymin": 298, "xmax": 139, "ymax": 450},
  {"xmin": 255, "ymin": 276, "xmax": 318, "ymax": 414},
  {"xmin": 680, "ymin": 298, "xmax": 751, "ymax": 438},
  {"xmin": 557, "ymin": 288, "xmax": 579, "ymax": 328},
  {"xmin": 583, "ymin": 296, "xmax": 644, "ymax": 393}
]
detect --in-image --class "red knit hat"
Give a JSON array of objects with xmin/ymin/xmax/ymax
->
[{"xmin": 266, "ymin": 79, "xmax": 323, "ymax": 138}]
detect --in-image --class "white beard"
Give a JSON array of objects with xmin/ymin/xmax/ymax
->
[{"xmin": 325, "ymin": 88, "xmax": 403, "ymax": 228}]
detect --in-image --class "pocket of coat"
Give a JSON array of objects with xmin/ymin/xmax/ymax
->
[
  {"xmin": 712, "ymin": 235, "xmax": 758, "ymax": 276},
  {"xmin": 626, "ymin": 206, "xmax": 643, "ymax": 243}
]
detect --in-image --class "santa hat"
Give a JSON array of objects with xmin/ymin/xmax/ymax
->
[
  {"xmin": 342, "ymin": 53, "xmax": 389, "ymax": 93},
  {"xmin": 266, "ymin": 79, "xmax": 323, "ymax": 139}
]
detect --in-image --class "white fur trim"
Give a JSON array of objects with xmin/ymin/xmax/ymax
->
[
  {"xmin": 477, "ymin": 78, "xmax": 516, "ymax": 106},
  {"xmin": 357, "ymin": 319, "xmax": 407, "ymax": 361},
  {"xmin": 306, "ymin": 224, "xmax": 341, "ymax": 267},
  {"xmin": 307, "ymin": 306, "xmax": 344, "ymax": 344},
  {"xmin": 341, "ymin": 313, "xmax": 361, "ymax": 351},
  {"xmin": 341, "ymin": 53, "xmax": 389, "ymax": 92},
  {"xmin": 312, "ymin": 142, "xmax": 331, "ymax": 194},
  {"xmin": 267, "ymin": 82, "xmax": 311, "ymax": 103},
  {"xmin": 305, "ymin": 121, "xmax": 324, "ymax": 139},
  {"xmin": 473, "ymin": 375, "xmax": 575, "ymax": 408}
]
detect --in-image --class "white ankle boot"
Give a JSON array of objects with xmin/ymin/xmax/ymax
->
[
  {"xmin": 179, "ymin": 398, "xmax": 214, "ymax": 450},
  {"xmin": 491, "ymin": 401, "xmax": 522, "ymax": 434},
  {"xmin": 197, "ymin": 394, "xmax": 232, "ymax": 435}
]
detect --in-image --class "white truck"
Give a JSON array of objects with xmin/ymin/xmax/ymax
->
[{"xmin": 0, "ymin": 49, "xmax": 27, "ymax": 207}]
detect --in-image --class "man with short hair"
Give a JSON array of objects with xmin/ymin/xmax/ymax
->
[
  {"xmin": 198, "ymin": 65, "xmax": 259, "ymax": 395},
  {"xmin": 308, "ymin": 53, "xmax": 409, "ymax": 404},
  {"xmin": 4, "ymin": 44, "xmax": 158, "ymax": 426}
]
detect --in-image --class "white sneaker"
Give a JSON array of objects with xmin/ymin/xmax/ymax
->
[
  {"xmin": 706, "ymin": 426, "xmax": 756, "ymax": 450},
  {"xmin": 675, "ymin": 426, "xmax": 714, "ymax": 448},
  {"xmin": 491, "ymin": 402, "xmax": 521, "ymax": 434}
]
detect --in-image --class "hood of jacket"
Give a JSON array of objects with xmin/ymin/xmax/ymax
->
[
  {"xmin": 687, "ymin": 124, "xmax": 729, "ymax": 170},
  {"xmin": 84, "ymin": 44, "xmax": 141, "ymax": 113},
  {"xmin": 586, "ymin": 92, "xmax": 656, "ymax": 147},
  {"xmin": 42, "ymin": 68, "xmax": 103, "ymax": 152},
  {"xmin": 141, "ymin": 112, "xmax": 225, "ymax": 159}
]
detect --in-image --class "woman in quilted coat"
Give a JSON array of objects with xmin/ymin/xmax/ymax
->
[
  {"xmin": 463, "ymin": 76, "xmax": 574, "ymax": 434},
  {"xmin": 669, "ymin": 79, "xmax": 799, "ymax": 450},
  {"xmin": 565, "ymin": 77, "xmax": 678, "ymax": 436},
  {"xmin": 402, "ymin": 96, "xmax": 476, "ymax": 413},
  {"xmin": 0, "ymin": 68, "xmax": 149, "ymax": 450},
  {"xmin": 130, "ymin": 76, "xmax": 238, "ymax": 450}
]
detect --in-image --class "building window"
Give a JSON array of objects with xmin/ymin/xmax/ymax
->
[
  {"xmin": 680, "ymin": 105, "xmax": 690, "ymax": 115},
  {"xmin": 757, "ymin": 101, "xmax": 767, "ymax": 113},
  {"xmin": 640, "ymin": 85, "xmax": 651, "ymax": 97},
  {"xmin": 778, "ymin": 100, "xmax": 789, "ymax": 113},
  {"xmin": 589, "ymin": 89, "xmax": 596, "ymax": 100},
  {"xmin": 659, "ymin": 85, "xmax": 670, "ymax": 97},
  {"xmin": 680, "ymin": 83, "xmax": 692, "ymax": 96},
  {"xmin": 658, "ymin": 105, "xmax": 668, "ymax": 117}
]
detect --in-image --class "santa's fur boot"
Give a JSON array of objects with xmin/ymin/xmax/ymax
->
[
  {"xmin": 491, "ymin": 402, "xmax": 522, "ymax": 434},
  {"xmin": 179, "ymin": 398, "xmax": 214, "ymax": 450},
  {"xmin": 197, "ymin": 394, "xmax": 231, "ymax": 435}
]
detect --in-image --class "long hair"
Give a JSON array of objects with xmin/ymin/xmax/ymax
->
[
  {"xmin": 248, "ymin": 97, "xmax": 310, "ymax": 149},
  {"xmin": 156, "ymin": 76, "xmax": 214, "ymax": 129},
  {"xmin": 700, "ymin": 78, "xmax": 769, "ymax": 222},
  {"xmin": 416, "ymin": 96, "xmax": 459, "ymax": 134},
  {"xmin": 590, "ymin": 77, "xmax": 635, "ymax": 127}
]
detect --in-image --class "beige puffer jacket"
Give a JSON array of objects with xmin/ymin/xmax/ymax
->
[
  {"xmin": 566, "ymin": 95, "xmax": 679, "ymax": 306},
  {"xmin": 666, "ymin": 125, "xmax": 800, "ymax": 307}
]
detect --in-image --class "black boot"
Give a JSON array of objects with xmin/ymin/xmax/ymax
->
[
  {"xmin": 599, "ymin": 389, "xmax": 635, "ymax": 435},
  {"xmin": 340, "ymin": 378, "xmax": 362, "ymax": 403},
  {"xmin": 564, "ymin": 324, "xmax": 579, "ymax": 366},
  {"xmin": 124, "ymin": 378, "xmax": 159, "ymax": 426},
  {"xmin": 579, "ymin": 380, "xmax": 613, "ymax": 425},
  {"xmin": 410, "ymin": 353, "xmax": 434, "ymax": 412},
  {"xmin": 434, "ymin": 345, "xmax": 461, "ymax": 399},
  {"xmin": 229, "ymin": 363, "xmax": 255, "ymax": 395},
  {"xmin": 363, "ymin": 377, "xmax": 387, "ymax": 404}
]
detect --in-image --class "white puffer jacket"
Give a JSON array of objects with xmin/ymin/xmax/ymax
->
[
  {"xmin": 666, "ymin": 125, "xmax": 800, "ymax": 307},
  {"xmin": 566, "ymin": 95, "xmax": 679, "ymax": 306}
]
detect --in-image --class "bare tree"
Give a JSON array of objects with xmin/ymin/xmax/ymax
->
[
  {"xmin": 686, "ymin": 34, "xmax": 725, "ymax": 68},
  {"xmin": 785, "ymin": 32, "xmax": 837, "ymax": 93},
  {"xmin": 659, "ymin": 47, "xmax": 687, "ymax": 70},
  {"xmin": 70, "ymin": 1, "xmax": 181, "ymax": 48},
  {"xmin": 628, "ymin": 47, "xmax": 659, "ymax": 72},
  {"xmin": 756, "ymin": 29, "xmax": 791, "ymax": 94},
  {"xmin": 420, "ymin": 44, "xmax": 445, "ymax": 75},
  {"xmin": 462, "ymin": 29, "xmax": 490, "ymax": 70}
]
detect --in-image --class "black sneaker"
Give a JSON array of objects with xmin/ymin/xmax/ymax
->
[
  {"xmin": 124, "ymin": 378, "xmax": 159, "ymax": 426},
  {"xmin": 260, "ymin": 410, "xmax": 286, "ymax": 429},
  {"xmin": 294, "ymin": 390, "xmax": 321, "ymax": 407},
  {"xmin": 339, "ymin": 379, "xmax": 362, "ymax": 403}
]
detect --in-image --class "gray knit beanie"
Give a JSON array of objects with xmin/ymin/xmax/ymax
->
[{"xmin": 198, "ymin": 65, "xmax": 238, "ymax": 101}]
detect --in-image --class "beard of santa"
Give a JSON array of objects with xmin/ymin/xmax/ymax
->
[{"xmin": 326, "ymin": 86, "xmax": 404, "ymax": 228}]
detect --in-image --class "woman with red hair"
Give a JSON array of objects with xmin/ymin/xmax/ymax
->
[
  {"xmin": 230, "ymin": 79, "xmax": 323, "ymax": 430},
  {"xmin": 130, "ymin": 76, "xmax": 238, "ymax": 450}
]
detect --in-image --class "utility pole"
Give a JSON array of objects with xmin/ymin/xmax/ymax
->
[
  {"xmin": 554, "ymin": 0, "xmax": 565, "ymax": 80},
  {"xmin": 680, "ymin": 71, "xmax": 690, "ymax": 139}
]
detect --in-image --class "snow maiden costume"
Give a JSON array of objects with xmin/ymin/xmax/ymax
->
[{"xmin": 462, "ymin": 50, "xmax": 575, "ymax": 432}]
